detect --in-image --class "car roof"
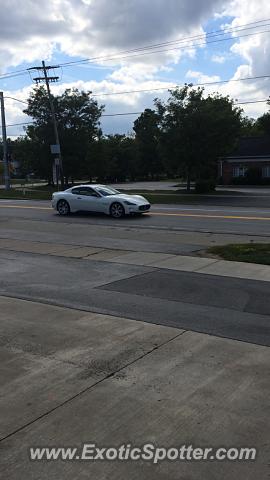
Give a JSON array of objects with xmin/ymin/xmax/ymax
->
[{"xmin": 70, "ymin": 184, "xmax": 107, "ymax": 189}]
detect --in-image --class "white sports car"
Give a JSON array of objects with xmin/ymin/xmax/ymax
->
[{"xmin": 52, "ymin": 184, "xmax": 151, "ymax": 218}]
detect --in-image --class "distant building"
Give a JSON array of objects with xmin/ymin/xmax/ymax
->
[{"xmin": 220, "ymin": 136, "xmax": 270, "ymax": 184}]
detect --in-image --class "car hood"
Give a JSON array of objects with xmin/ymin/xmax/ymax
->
[{"xmin": 112, "ymin": 194, "xmax": 149, "ymax": 204}]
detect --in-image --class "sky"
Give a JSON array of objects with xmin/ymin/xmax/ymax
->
[{"xmin": 1, "ymin": 0, "xmax": 270, "ymax": 138}]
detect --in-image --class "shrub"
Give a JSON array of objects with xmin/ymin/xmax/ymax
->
[
  {"xmin": 246, "ymin": 167, "xmax": 262, "ymax": 184},
  {"xmin": 232, "ymin": 177, "xmax": 248, "ymax": 185},
  {"xmin": 195, "ymin": 179, "xmax": 216, "ymax": 193}
]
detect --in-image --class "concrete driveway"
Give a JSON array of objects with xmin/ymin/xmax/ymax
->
[{"xmin": 0, "ymin": 297, "xmax": 269, "ymax": 480}]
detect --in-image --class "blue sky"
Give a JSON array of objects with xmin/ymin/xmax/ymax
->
[{"xmin": 1, "ymin": 0, "xmax": 270, "ymax": 138}]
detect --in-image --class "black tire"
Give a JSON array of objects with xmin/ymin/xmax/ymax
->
[
  {"xmin": 110, "ymin": 202, "xmax": 125, "ymax": 218},
  {"xmin": 57, "ymin": 199, "xmax": 70, "ymax": 216}
]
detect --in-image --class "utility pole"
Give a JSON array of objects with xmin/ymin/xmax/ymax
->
[
  {"xmin": 0, "ymin": 92, "xmax": 10, "ymax": 190},
  {"xmin": 28, "ymin": 61, "xmax": 64, "ymax": 188}
]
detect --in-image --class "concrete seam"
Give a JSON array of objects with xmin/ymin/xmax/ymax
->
[{"xmin": 0, "ymin": 329, "xmax": 187, "ymax": 443}]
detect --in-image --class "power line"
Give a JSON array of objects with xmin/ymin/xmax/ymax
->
[
  {"xmin": 115, "ymin": 18, "xmax": 270, "ymax": 53},
  {"xmin": 5, "ymin": 73, "xmax": 270, "ymax": 104},
  {"xmin": 237, "ymin": 99, "xmax": 269, "ymax": 105},
  {"xmin": 1, "ymin": 98, "xmax": 269, "ymax": 131},
  {"xmin": 0, "ymin": 70, "xmax": 29, "ymax": 80},
  {"xmin": 99, "ymin": 19, "xmax": 270, "ymax": 55},
  {"xmin": 92, "ymin": 74, "xmax": 270, "ymax": 97},
  {"xmin": 101, "ymin": 99, "xmax": 269, "ymax": 114},
  {"xmin": 1, "ymin": 17, "xmax": 270, "ymax": 82},
  {"xmin": 59, "ymin": 27, "xmax": 270, "ymax": 68},
  {"xmin": 4, "ymin": 96, "xmax": 28, "ymax": 104},
  {"xmin": 4, "ymin": 121, "xmax": 32, "ymax": 127},
  {"xmin": 102, "ymin": 112, "xmax": 143, "ymax": 117},
  {"xmin": 1, "ymin": 134, "xmax": 25, "ymax": 137},
  {"xmin": 59, "ymin": 18, "xmax": 270, "ymax": 67}
]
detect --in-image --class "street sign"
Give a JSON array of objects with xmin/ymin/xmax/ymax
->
[{"xmin": 50, "ymin": 144, "xmax": 60, "ymax": 154}]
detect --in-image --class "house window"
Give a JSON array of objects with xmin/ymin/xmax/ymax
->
[
  {"xmin": 232, "ymin": 166, "xmax": 247, "ymax": 177},
  {"xmin": 262, "ymin": 166, "xmax": 270, "ymax": 178}
]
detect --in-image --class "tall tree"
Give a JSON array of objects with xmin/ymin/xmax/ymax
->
[
  {"xmin": 255, "ymin": 112, "xmax": 270, "ymax": 136},
  {"xmin": 12, "ymin": 137, "xmax": 39, "ymax": 178},
  {"xmin": 133, "ymin": 109, "xmax": 162, "ymax": 179},
  {"xmin": 240, "ymin": 117, "xmax": 260, "ymax": 136},
  {"xmin": 85, "ymin": 135, "xmax": 139, "ymax": 182},
  {"xmin": 23, "ymin": 87, "xmax": 104, "ymax": 183},
  {"xmin": 155, "ymin": 86, "xmax": 243, "ymax": 190}
]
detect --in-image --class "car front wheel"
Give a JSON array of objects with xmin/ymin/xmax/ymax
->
[
  {"xmin": 57, "ymin": 199, "xmax": 70, "ymax": 216},
  {"xmin": 110, "ymin": 202, "xmax": 125, "ymax": 218}
]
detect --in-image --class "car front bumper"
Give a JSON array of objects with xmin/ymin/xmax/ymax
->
[{"xmin": 125, "ymin": 203, "xmax": 151, "ymax": 214}]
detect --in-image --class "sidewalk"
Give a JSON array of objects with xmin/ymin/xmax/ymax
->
[
  {"xmin": 1, "ymin": 236, "xmax": 270, "ymax": 282},
  {"xmin": 0, "ymin": 296, "xmax": 269, "ymax": 479}
]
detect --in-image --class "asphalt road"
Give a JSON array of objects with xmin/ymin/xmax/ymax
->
[
  {"xmin": 1, "ymin": 199, "xmax": 270, "ymax": 236},
  {"xmin": 1, "ymin": 249, "xmax": 269, "ymax": 346},
  {"xmin": 0, "ymin": 198, "xmax": 269, "ymax": 346}
]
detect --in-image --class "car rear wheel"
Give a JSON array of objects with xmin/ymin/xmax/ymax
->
[
  {"xmin": 110, "ymin": 202, "xmax": 125, "ymax": 218},
  {"xmin": 57, "ymin": 199, "xmax": 70, "ymax": 216}
]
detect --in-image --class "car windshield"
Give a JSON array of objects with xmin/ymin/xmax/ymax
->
[{"xmin": 96, "ymin": 187, "xmax": 120, "ymax": 196}]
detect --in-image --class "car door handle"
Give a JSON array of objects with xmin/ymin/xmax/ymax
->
[{"xmin": 77, "ymin": 197, "xmax": 82, "ymax": 199}]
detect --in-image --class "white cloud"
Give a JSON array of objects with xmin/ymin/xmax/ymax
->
[
  {"xmin": 3, "ymin": 77, "xmax": 175, "ymax": 137},
  {"xmin": 212, "ymin": 0, "xmax": 270, "ymax": 116},
  {"xmin": 109, "ymin": 64, "xmax": 158, "ymax": 83},
  {"xmin": 223, "ymin": 1, "xmax": 270, "ymax": 77},
  {"xmin": 186, "ymin": 70, "xmax": 221, "ymax": 83},
  {"xmin": 0, "ymin": 0, "xmax": 227, "ymax": 72},
  {"xmin": 3, "ymin": 0, "xmax": 270, "ymax": 134},
  {"xmin": 211, "ymin": 54, "xmax": 226, "ymax": 63},
  {"xmin": 0, "ymin": 0, "xmax": 227, "ymax": 135}
]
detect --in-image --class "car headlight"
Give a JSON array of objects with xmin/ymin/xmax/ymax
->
[{"xmin": 123, "ymin": 200, "xmax": 137, "ymax": 206}]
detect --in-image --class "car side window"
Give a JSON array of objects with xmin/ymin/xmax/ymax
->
[
  {"xmin": 71, "ymin": 188, "xmax": 81, "ymax": 195},
  {"xmin": 79, "ymin": 187, "xmax": 99, "ymax": 197},
  {"xmin": 71, "ymin": 187, "xmax": 99, "ymax": 196}
]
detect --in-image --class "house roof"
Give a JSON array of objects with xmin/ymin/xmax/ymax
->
[{"xmin": 228, "ymin": 136, "xmax": 270, "ymax": 158}]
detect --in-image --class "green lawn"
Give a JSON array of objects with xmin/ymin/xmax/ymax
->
[
  {"xmin": 140, "ymin": 193, "xmax": 203, "ymax": 204},
  {"xmin": 118, "ymin": 189, "xmax": 245, "ymax": 203},
  {"xmin": 9, "ymin": 179, "xmax": 45, "ymax": 186},
  {"xmin": 208, "ymin": 243, "xmax": 270, "ymax": 265},
  {"xmin": 0, "ymin": 188, "xmax": 52, "ymax": 200},
  {"xmin": 0, "ymin": 186, "xmax": 246, "ymax": 204}
]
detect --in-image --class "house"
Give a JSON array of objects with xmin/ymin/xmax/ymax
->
[{"xmin": 220, "ymin": 136, "xmax": 270, "ymax": 184}]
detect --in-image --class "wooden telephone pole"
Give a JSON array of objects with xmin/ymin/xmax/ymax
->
[
  {"xmin": 0, "ymin": 92, "xmax": 10, "ymax": 190},
  {"xmin": 28, "ymin": 61, "xmax": 64, "ymax": 187}
]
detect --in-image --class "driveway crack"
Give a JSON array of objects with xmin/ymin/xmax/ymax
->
[{"xmin": 0, "ymin": 329, "xmax": 187, "ymax": 443}]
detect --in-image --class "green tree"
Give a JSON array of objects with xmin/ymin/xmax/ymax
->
[
  {"xmin": 133, "ymin": 109, "xmax": 163, "ymax": 179},
  {"xmin": 255, "ymin": 112, "xmax": 270, "ymax": 135},
  {"xmin": 155, "ymin": 86, "xmax": 243, "ymax": 190},
  {"xmin": 23, "ymin": 86, "xmax": 104, "ymax": 183},
  {"xmin": 120, "ymin": 136, "xmax": 140, "ymax": 181},
  {"xmin": 12, "ymin": 137, "xmax": 40, "ymax": 178},
  {"xmin": 103, "ymin": 134, "xmax": 128, "ymax": 182},
  {"xmin": 86, "ymin": 134, "xmax": 139, "ymax": 182},
  {"xmin": 240, "ymin": 117, "xmax": 260, "ymax": 136}
]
